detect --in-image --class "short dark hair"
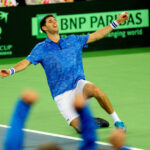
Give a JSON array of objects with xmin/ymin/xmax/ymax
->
[{"xmin": 40, "ymin": 14, "xmax": 55, "ymax": 33}]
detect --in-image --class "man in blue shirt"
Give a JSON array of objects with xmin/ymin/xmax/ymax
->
[{"xmin": 0, "ymin": 12, "xmax": 129, "ymax": 132}]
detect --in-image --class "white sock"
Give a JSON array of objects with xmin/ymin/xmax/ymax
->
[{"xmin": 110, "ymin": 111, "xmax": 121, "ymax": 123}]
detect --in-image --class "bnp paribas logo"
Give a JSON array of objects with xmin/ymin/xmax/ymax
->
[
  {"xmin": 32, "ymin": 9, "xmax": 149, "ymax": 39},
  {"xmin": 0, "ymin": 11, "xmax": 8, "ymax": 35},
  {"xmin": 32, "ymin": 13, "xmax": 57, "ymax": 39}
]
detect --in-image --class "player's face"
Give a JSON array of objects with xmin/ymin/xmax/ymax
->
[{"xmin": 44, "ymin": 17, "xmax": 59, "ymax": 33}]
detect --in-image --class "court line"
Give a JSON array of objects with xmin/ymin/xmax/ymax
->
[{"xmin": 0, "ymin": 124, "xmax": 144, "ymax": 150}]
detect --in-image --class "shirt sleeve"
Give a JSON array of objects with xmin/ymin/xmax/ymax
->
[
  {"xmin": 26, "ymin": 44, "xmax": 42, "ymax": 65},
  {"xmin": 75, "ymin": 34, "xmax": 89, "ymax": 48},
  {"xmin": 78, "ymin": 106, "xmax": 97, "ymax": 150},
  {"xmin": 4, "ymin": 100, "xmax": 31, "ymax": 150}
]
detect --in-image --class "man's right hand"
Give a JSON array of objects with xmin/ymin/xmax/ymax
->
[{"xmin": 0, "ymin": 69, "xmax": 10, "ymax": 78}]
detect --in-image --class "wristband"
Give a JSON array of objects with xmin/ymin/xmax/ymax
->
[
  {"xmin": 9, "ymin": 68, "xmax": 15, "ymax": 75},
  {"xmin": 110, "ymin": 20, "xmax": 119, "ymax": 29}
]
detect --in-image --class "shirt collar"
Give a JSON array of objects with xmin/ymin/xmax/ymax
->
[
  {"xmin": 45, "ymin": 36, "xmax": 64, "ymax": 43},
  {"xmin": 45, "ymin": 37, "xmax": 52, "ymax": 43}
]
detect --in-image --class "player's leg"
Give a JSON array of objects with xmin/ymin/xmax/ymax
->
[
  {"xmin": 83, "ymin": 82, "xmax": 126, "ymax": 131},
  {"xmin": 70, "ymin": 117, "xmax": 80, "ymax": 133},
  {"xmin": 54, "ymin": 87, "xmax": 108, "ymax": 133},
  {"xmin": 83, "ymin": 83, "xmax": 114, "ymax": 114},
  {"xmin": 70, "ymin": 92, "xmax": 109, "ymax": 133},
  {"xmin": 54, "ymin": 90, "xmax": 81, "ymax": 133},
  {"xmin": 70, "ymin": 80, "xmax": 109, "ymax": 131}
]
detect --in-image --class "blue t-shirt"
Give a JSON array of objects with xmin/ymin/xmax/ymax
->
[{"xmin": 26, "ymin": 35, "xmax": 89, "ymax": 98}]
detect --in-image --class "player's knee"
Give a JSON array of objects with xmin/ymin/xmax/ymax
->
[
  {"xmin": 85, "ymin": 84, "xmax": 98, "ymax": 97},
  {"xmin": 92, "ymin": 85, "xmax": 100, "ymax": 96},
  {"xmin": 92, "ymin": 86, "xmax": 106, "ymax": 99}
]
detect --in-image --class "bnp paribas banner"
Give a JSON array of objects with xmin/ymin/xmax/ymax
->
[
  {"xmin": 0, "ymin": 11, "xmax": 13, "ymax": 56},
  {"xmin": 0, "ymin": 1, "xmax": 150, "ymax": 58},
  {"xmin": 32, "ymin": 9, "xmax": 149, "ymax": 39}
]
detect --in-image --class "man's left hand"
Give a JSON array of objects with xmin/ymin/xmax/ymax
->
[{"xmin": 116, "ymin": 12, "xmax": 129, "ymax": 24}]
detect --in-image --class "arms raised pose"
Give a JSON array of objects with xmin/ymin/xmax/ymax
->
[{"xmin": 1, "ymin": 12, "xmax": 129, "ymax": 132}]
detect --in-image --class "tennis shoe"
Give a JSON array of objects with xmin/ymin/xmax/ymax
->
[
  {"xmin": 94, "ymin": 117, "xmax": 109, "ymax": 129},
  {"xmin": 114, "ymin": 121, "xmax": 126, "ymax": 132}
]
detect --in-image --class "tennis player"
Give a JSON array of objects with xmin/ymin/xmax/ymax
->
[{"xmin": 0, "ymin": 12, "xmax": 129, "ymax": 132}]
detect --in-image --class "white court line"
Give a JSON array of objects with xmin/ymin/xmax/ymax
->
[{"xmin": 0, "ymin": 124, "xmax": 144, "ymax": 150}]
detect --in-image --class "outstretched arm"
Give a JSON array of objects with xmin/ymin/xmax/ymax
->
[
  {"xmin": 74, "ymin": 94, "xmax": 97, "ymax": 150},
  {"xmin": 4, "ymin": 90, "xmax": 38, "ymax": 150},
  {"xmin": 0, "ymin": 59, "xmax": 31, "ymax": 78},
  {"xmin": 87, "ymin": 12, "xmax": 129, "ymax": 44}
]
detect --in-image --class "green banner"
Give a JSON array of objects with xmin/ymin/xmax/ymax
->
[
  {"xmin": 0, "ymin": 1, "xmax": 150, "ymax": 58},
  {"xmin": 32, "ymin": 9, "xmax": 149, "ymax": 39},
  {"xmin": 0, "ymin": 11, "xmax": 13, "ymax": 56}
]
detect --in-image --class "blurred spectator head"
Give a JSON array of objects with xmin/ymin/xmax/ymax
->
[
  {"xmin": 25, "ymin": 0, "xmax": 74, "ymax": 5},
  {"xmin": 36, "ymin": 142, "xmax": 62, "ymax": 150},
  {"xmin": 0, "ymin": 0, "xmax": 17, "ymax": 7},
  {"xmin": 109, "ymin": 129, "xmax": 126, "ymax": 149}
]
